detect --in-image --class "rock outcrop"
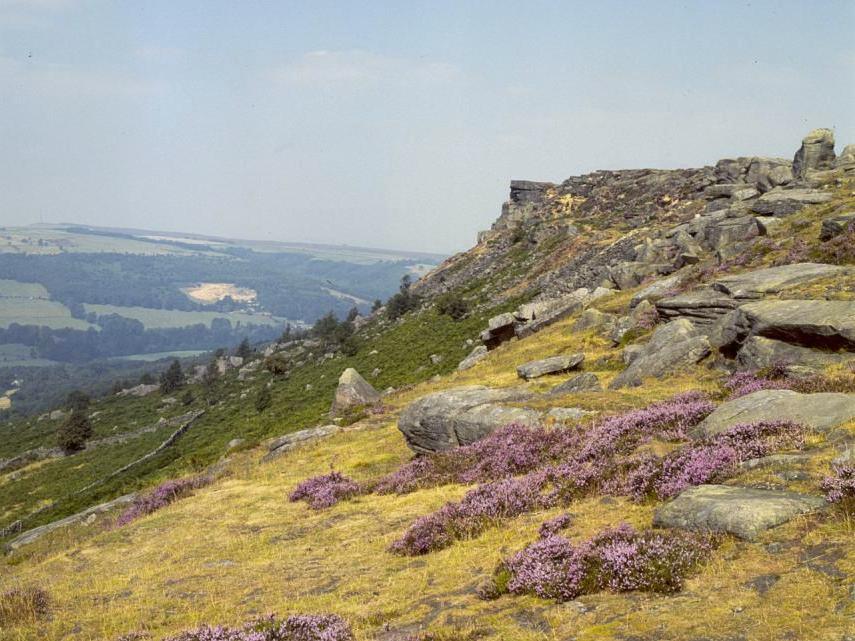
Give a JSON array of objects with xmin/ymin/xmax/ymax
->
[
  {"xmin": 397, "ymin": 386, "xmax": 538, "ymax": 453},
  {"xmin": 548, "ymin": 372, "xmax": 602, "ymax": 395},
  {"xmin": 654, "ymin": 484, "xmax": 825, "ymax": 540},
  {"xmin": 793, "ymin": 128, "xmax": 836, "ymax": 178},
  {"xmin": 610, "ymin": 319, "xmax": 711, "ymax": 388},
  {"xmin": 330, "ymin": 368, "xmax": 381, "ymax": 417},
  {"xmin": 696, "ymin": 389, "xmax": 855, "ymax": 436},
  {"xmin": 516, "ymin": 354, "xmax": 584, "ymax": 381}
]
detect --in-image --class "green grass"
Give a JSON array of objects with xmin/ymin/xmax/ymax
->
[
  {"xmin": 0, "ymin": 280, "xmax": 49, "ymax": 298},
  {"xmin": 82, "ymin": 304, "xmax": 284, "ymax": 329},
  {"xmin": 0, "ymin": 299, "xmax": 95, "ymax": 331},
  {"xmin": 107, "ymin": 350, "xmax": 211, "ymax": 362}
]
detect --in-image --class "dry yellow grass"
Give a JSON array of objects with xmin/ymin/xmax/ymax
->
[{"xmin": 1, "ymin": 309, "xmax": 852, "ymax": 641}]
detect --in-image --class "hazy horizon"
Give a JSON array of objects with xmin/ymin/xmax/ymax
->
[{"xmin": 1, "ymin": 0, "xmax": 853, "ymax": 254}]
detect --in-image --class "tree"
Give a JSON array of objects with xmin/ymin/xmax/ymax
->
[
  {"xmin": 255, "ymin": 386, "xmax": 272, "ymax": 413},
  {"xmin": 140, "ymin": 372, "xmax": 155, "ymax": 385},
  {"xmin": 346, "ymin": 306, "xmax": 360, "ymax": 323},
  {"xmin": 57, "ymin": 408, "xmax": 93, "ymax": 453},
  {"xmin": 181, "ymin": 389, "xmax": 194, "ymax": 406},
  {"xmin": 372, "ymin": 299, "xmax": 382, "ymax": 312},
  {"xmin": 436, "ymin": 292, "xmax": 470, "ymax": 321},
  {"xmin": 160, "ymin": 359, "xmax": 184, "ymax": 394},
  {"xmin": 235, "ymin": 337, "xmax": 253, "ymax": 360},
  {"xmin": 65, "ymin": 389, "xmax": 91, "ymax": 411}
]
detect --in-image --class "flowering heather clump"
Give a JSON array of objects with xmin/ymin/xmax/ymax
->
[
  {"xmin": 539, "ymin": 513, "xmax": 574, "ymax": 538},
  {"xmin": 499, "ymin": 523, "xmax": 714, "ymax": 602},
  {"xmin": 0, "ymin": 586, "xmax": 50, "ymax": 625},
  {"xmin": 116, "ymin": 475, "xmax": 211, "ymax": 527},
  {"xmin": 821, "ymin": 464, "xmax": 855, "ymax": 504},
  {"xmin": 164, "ymin": 613, "xmax": 354, "ymax": 641},
  {"xmin": 724, "ymin": 371, "xmax": 792, "ymax": 398},
  {"xmin": 289, "ymin": 471, "xmax": 361, "ymax": 510},
  {"xmin": 617, "ymin": 420, "xmax": 805, "ymax": 500},
  {"xmin": 390, "ymin": 393, "xmax": 716, "ymax": 554}
]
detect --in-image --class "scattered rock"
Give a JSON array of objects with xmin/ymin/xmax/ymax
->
[
  {"xmin": 457, "ymin": 345, "xmax": 488, "ymax": 371},
  {"xmin": 547, "ymin": 372, "xmax": 602, "ymax": 395},
  {"xmin": 517, "ymin": 353, "xmax": 584, "ymax": 380},
  {"xmin": 573, "ymin": 308, "xmax": 616, "ymax": 332},
  {"xmin": 118, "ymin": 384, "xmax": 160, "ymax": 398},
  {"xmin": 264, "ymin": 425, "xmax": 340, "ymax": 460},
  {"xmin": 653, "ymin": 484, "xmax": 825, "ymax": 540},
  {"xmin": 736, "ymin": 335, "xmax": 853, "ymax": 371},
  {"xmin": 744, "ymin": 574, "xmax": 780, "ymax": 595},
  {"xmin": 819, "ymin": 212, "xmax": 855, "ymax": 241},
  {"xmin": 630, "ymin": 274, "xmax": 682, "ymax": 308},
  {"xmin": 330, "ymin": 368, "xmax": 381, "ymax": 417},
  {"xmin": 736, "ymin": 299, "xmax": 855, "ymax": 350},
  {"xmin": 657, "ymin": 288, "xmax": 740, "ymax": 326},
  {"xmin": 713, "ymin": 263, "xmax": 848, "ymax": 300},
  {"xmin": 750, "ymin": 188, "xmax": 832, "ymax": 216},
  {"xmin": 696, "ymin": 389, "xmax": 855, "ymax": 436},
  {"xmin": 610, "ymin": 319, "xmax": 711, "ymax": 389},
  {"xmin": 227, "ymin": 438, "xmax": 245, "ymax": 451},
  {"xmin": 793, "ymin": 128, "xmax": 836, "ymax": 178},
  {"xmin": 429, "ymin": 354, "xmax": 443, "ymax": 365},
  {"xmin": 622, "ymin": 344, "xmax": 645, "ymax": 365},
  {"xmin": 397, "ymin": 386, "xmax": 537, "ymax": 453}
]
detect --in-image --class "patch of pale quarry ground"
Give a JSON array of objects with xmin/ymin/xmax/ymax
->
[{"xmin": 181, "ymin": 282, "xmax": 257, "ymax": 304}]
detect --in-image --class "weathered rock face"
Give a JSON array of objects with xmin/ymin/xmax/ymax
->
[
  {"xmin": 750, "ymin": 188, "xmax": 832, "ymax": 216},
  {"xmin": 517, "ymin": 354, "xmax": 584, "ymax": 380},
  {"xmin": 737, "ymin": 336, "xmax": 854, "ymax": 371},
  {"xmin": 736, "ymin": 299, "xmax": 855, "ymax": 350},
  {"xmin": 264, "ymin": 425, "xmax": 340, "ymax": 461},
  {"xmin": 397, "ymin": 386, "xmax": 538, "ymax": 453},
  {"xmin": 712, "ymin": 263, "xmax": 848, "ymax": 299},
  {"xmin": 653, "ymin": 484, "xmax": 825, "ymax": 540},
  {"xmin": 330, "ymin": 368, "xmax": 381, "ymax": 417},
  {"xmin": 819, "ymin": 212, "xmax": 855, "ymax": 241},
  {"xmin": 457, "ymin": 345, "xmax": 488, "ymax": 371},
  {"xmin": 547, "ymin": 372, "xmax": 602, "ymax": 396},
  {"xmin": 696, "ymin": 389, "xmax": 855, "ymax": 436},
  {"xmin": 793, "ymin": 128, "xmax": 836, "ymax": 178},
  {"xmin": 657, "ymin": 288, "xmax": 741, "ymax": 326},
  {"xmin": 610, "ymin": 319, "xmax": 711, "ymax": 389}
]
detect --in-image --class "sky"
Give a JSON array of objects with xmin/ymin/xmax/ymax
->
[{"xmin": 0, "ymin": 1, "xmax": 853, "ymax": 255}]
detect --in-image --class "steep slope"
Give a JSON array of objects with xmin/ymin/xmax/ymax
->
[{"xmin": 1, "ymin": 129, "xmax": 853, "ymax": 641}]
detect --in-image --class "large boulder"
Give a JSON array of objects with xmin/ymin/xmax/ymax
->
[
  {"xmin": 656, "ymin": 288, "xmax": 740, "ymax": 325},
  {"xmin": 750, "ymin": 188, "xmax": 832, "ymax": 216},
  {"xmin": 696, "ymin": 389, "xmax": 855, "ymax": 437},
  {"xmin": 793, "ymin": 128, "xmax": 836, "ymax": 178},
  {"xmin": 609, "ymin": 319, "xmax": 711, "ymax": 389},
  {"xmin": 548, "ymin": 372, "xmax": 602, "ymax": 396},
  {"xmin": 517, "ymin": 353, "xmax": 584, "ymax": 380},
  {"xmin": 736, "ymin": 299, "xmax": 855, "ymax": 350},
  {"xmin": 457, "ymin": 345, "xmax": 488, "ymax": 371},
  {"xmin": 736, "ymin": 336, "xmax": 854, "ymax": 371},
  {"xmin": 397, "ymin": 386, "xmax": 538, "ymax": 453},
  {"xmin": 712, "ymin": 263, "xmax": 848, "ymax": 300},
  {"xmin": 653, "ymin": 484, "xmax": 825, "ymax": 540},
  {"xmin": 330, "ymin": 368, "xmax": 381, "ymax": 417},
  {"xmin": 704, "ymin": 215, "xmax": 759, "ymax": 250},
  {"xmin": 819, "ymin": 212, "xmax": 855, "ymax": 241}
]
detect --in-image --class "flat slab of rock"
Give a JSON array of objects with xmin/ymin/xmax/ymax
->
[
  {"xmin": 656, "ymin": 288, "xmax": 740, "ymax": 325},
  {"xmin": 610, "ymin": 319, "xmax": 711, "ymax": 389},
  {"xmin": 457, "ymin": 345, "xmax": 488, "ymax": 371},
  {"xmin": 697, "ymin": 389, "xmax": 855, "ymax": 436},
  {"xmin": 713, "ymin": 263, "xmax": 848, "ymax": 299},
  {"xmin": 819, "ymin": 212, "xmax": 855, "ymax": 241},
  {"xmin": 330, "ymin": 368, "xmax": 381, "ymax": 416},
  {"xmin": 517, "ymin": 353, "xmax": 584, "ymax": 380},
  {"xmin": 264, "ymin": 425, "xmax": 340, "ymax": 460},
  {"xmin": 750, "ymin": 188, "xmax": 832, "ymax": 216},
  {"xmin": 737, "ymin": 336, "xmax": 854, "ymax": 371},
  {"xmin": 737, "ymin": 299, "xmax": 855, "ymax": 350},
  {"xmin": 397, "ymin": 386, "xmax": 538, "ymax": 453},
  {"xmin": 653, "ymin": 484, "xmax": 825, "ymax": 540},
  {"xmin": 547, "ymin": 372, "xmax": 602, "ymax": 396}
]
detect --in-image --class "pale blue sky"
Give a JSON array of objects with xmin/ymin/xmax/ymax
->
[{"xmin": 1, "ymin": 0, "xmax": 853, "ymax": 253}]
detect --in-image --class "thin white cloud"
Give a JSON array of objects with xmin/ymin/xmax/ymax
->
[
  {"xmin": 271, "ymin": 49, "xmax": 462, "ymax": 89},
  {"xmin": 0, "ymin": 55, "xmax": 155, "ymax": 98}
]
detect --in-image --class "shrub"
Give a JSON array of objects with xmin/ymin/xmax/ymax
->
[
  {"xmin": 538, "ymin": 513, "xmax": 574, "ymax": 538},
  {"xmin": 289, "ymin": 472, "xmax": 361, "ymax": 510},
  {"xmin": 821, "ymin": 464, "xmax": 855, "ymax": 504},
  {"xmin": 265, "ymin": 353, "xmax": 290, "ymax": 376},
  {"xmin": 65, "ymin": 389, "xmax": 91, "ymax": 411},
  {"xmin": 57, "ymin": 408, "xmax": 93, "ymax": 453},
  {"xmin": 116, "ymin": 475, "xmax": 211, "ymax": 527},
  {"xmin": 435, "ymin": 293, "xmax": 470, "ymax": 320},
  {"xmin": 0, "ymin": 586, "xmax": 50, "ymax": 625},
  {"xmin": 495, "ymin": 524, "xmax": 715, "ymax": 602},
  {"xmin": 163, "ymin": 613, "xmax": 354, "ymax": 641},
  {"xmin": 815, "ymin": 220, "xmax": 855, "ymax": 264},
  {"xmin": 255, "ymin": 386, "xmax": 273, "ymax": 414},
  {"xmin": 160, "ymin": 359, "xmax": 184, "ymax": 394}
]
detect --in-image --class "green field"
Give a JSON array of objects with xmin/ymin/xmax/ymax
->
[
  {"xmin": 0, "ymin": 227, "xmax": 219, "ymax": 257},
  {"xmin": 0, "ymin": 299, "xmax": 95, "ymax": 330},
  {"xmin": 110, "ymin": 350, "xmax": 210, "ymax": 362},
  {"xmin": 0, "ymin": 343, "xmax": 59, "ymax": 367},
  {"xmin": 0, "ymin": 279, "xmax": 50, "ymax": 298},
  {"xmin": 83, "ymin": 304, "xmax": 285, "ymax": 329}
]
